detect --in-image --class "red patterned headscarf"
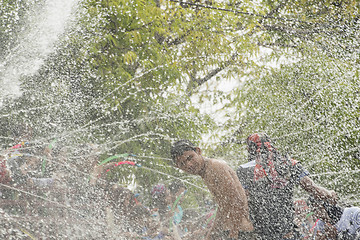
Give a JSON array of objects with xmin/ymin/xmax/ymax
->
[{"xmin": 246, "ymin": 133, "xmax": 293, "ymax": 188}]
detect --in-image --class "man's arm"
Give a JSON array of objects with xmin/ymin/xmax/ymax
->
[{"xmin": 300, "ymin": 176, "xmax": 337, "ymax": 204}]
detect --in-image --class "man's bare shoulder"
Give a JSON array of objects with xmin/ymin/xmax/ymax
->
[
  {"xmin": 206, "ymin": 158, "xmax": 233, "ymax": 172},
  {"xmin": 207, "ymin": 158, "xmax": 227, "ymax": 166}
]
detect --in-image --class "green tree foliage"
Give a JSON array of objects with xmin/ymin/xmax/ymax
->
[
  {"xmin": 59, "ymin": 0, "xmax": 256, "ymax": 190},
  {"xmin": 164, "ymin": 0, "xmax": 360, "ymax": 202},
  {"xmin": 1, "ymin": 0, "xmax": 359, "ymax": 203},
  {"xmin": 218, "ymin": 51, "xmax": 360, "ymax": 203},
  {"xmin": 0, "ymin": 0, "xmax": 215, "ymax": 193}
]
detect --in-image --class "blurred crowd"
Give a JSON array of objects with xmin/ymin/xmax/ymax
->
[
  {"xmin": 1, "ymin": 126, "xmax": 359, "ymax": 239},
  {"xmin": 0, "ymin": 125, "xmax": 214, "ymax": 239}
]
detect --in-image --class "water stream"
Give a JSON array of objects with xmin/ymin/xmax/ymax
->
[
  {"xmin": 0, "ymin": 0, "xmax": 79, "ymax": 106},
  {"xmin": 0, "ymin": 0, "xmax": 358, "ymax": 239}
]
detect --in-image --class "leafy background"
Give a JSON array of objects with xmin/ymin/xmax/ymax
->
[{"xmin": 1, "ymin": 0, "xmax": 359, "ymax": 210}]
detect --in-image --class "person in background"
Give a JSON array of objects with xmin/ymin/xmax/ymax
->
[
  {"xmin": 182, "ymin": 199, "xmax": 217, "ymax": 240},
  {"xmin": 168, "ymin": 180, "xmax": 188, "ymax": 238},
  {"xmin": 150, "ymin": 183, "xmax": 170, "ymax": 222},
  {"xmin": 308, "ymin": 196, "xmax": 360, "ymax": 240},
  {"xmin": 5, "ymin": 124, "xmax": 34, "ymax": 186},
  {"xmin": 5, "ymin": 124, "xmax": 56, "ymax": 188},
  {"xmin": 90, "ymin": 160, "xmax": 138, "ymax": 237},
  {"xmin": 293, "ymin": 199, "xmax": 317, "ymax": 239},
  {"xmin": 101, "ymin": 183, "xmax": 162, "ymax": 239},
  {"xmin": 149, "ymin": 183, "xmax": 181, "ymax": 239},
  {"xmin": 0, "ymin": 154, "xmax": 11, "ymax": 200},
  {"xmin": 171, "ymin": 140, "xmax": 254, "ymax": 240},
  {"xmin": 237, "ymin": 133, "xmax": 337, "ymax": 240},
  {"xmin": 0, "ymin": 154, "xmax": 11, "ymax": 185}
]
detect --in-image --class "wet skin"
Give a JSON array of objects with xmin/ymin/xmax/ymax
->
[
  {"xmin": 175, "ymin": 149, "xmax": 254, "ymax": 239},
  {"xmin": 175, "ymin": 149, "xmax": 206, "ymax": 176}
]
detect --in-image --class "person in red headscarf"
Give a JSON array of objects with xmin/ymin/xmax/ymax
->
[{"xmin": 237, "ymin": 133, "xmax": 337, "ymax": 240}]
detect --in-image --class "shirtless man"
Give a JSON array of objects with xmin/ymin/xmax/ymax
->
[{"xmin": 171, "ymin": 140, "xmax": 254, "ymax": 240}]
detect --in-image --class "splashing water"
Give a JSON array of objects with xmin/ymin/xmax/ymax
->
[
  {"xmin": 0, "ymin": 0, "xmax": 79, "ymax": 106},
  {"xmin": 1, "ymin": 0, "xmax": 358, "ymax": 239}
]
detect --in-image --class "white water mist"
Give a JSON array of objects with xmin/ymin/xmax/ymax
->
[{"xmin": 0, "ymin": 0, "xmax": 79, "ymax": 106}]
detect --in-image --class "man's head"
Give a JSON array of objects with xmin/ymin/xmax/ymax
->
[
  {"xmin": 108, "ymin": 185, "xmax": 137, "ymax": 210},
  {"xmin": 171, "ymin": 140, "xmax": 197, "ymax": 161},
  {"xmin": 170, "ymin": 140, "xmax": 205, "ymax": 175},
  {"xmin": 246, "ymin": 133, "xmax": 271, "ymax": 151}
]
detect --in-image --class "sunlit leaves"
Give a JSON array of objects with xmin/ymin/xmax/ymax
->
[
  {"xmin": 2, "ymin": 0, "xmax": 359, "ymax": 208},
  {"xmin": 224, "ymin": 50, "xmax": 360, "ymax": 202},
  {"xmin": 123, "ymin": 50, "xmax": 138, "ymax": 64}
]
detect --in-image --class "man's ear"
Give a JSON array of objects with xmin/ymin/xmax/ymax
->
[{"xmin": 195, "ymin": 147, "xmax": 202, "ymax": 155}]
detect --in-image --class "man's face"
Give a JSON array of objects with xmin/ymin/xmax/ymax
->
[{"xmin": 175, "ymin": 149, "xmax": 204, "ymax": 175}]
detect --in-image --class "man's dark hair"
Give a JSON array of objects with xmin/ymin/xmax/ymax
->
[{"xmin": 170, "ymin": 140, "xmax": 196, "ymax": 162}]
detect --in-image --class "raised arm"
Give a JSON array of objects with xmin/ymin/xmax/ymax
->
[{"xmin": 300, "ymin": 176, "xmax": 337, "ymax": 204}]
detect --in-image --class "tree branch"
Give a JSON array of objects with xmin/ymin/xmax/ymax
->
[{"xmin": 186, "ymin": 52, "xmax": 238, "ymax": 95}]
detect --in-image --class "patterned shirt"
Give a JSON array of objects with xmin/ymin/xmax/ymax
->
[{"xmin": 237, "ymin": 160, "xmax": 309, "ymax": 239}]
